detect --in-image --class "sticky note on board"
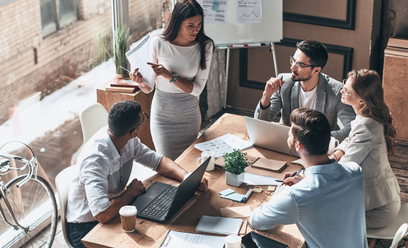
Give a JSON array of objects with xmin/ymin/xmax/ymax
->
[{"xmin": 211, "ymin": 0, "xmax": 220, "ymax": 11}]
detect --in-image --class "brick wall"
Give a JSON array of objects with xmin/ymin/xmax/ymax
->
[{"xmin": 0, "ymin": 0, "xmax": 162, "ymax": 124}]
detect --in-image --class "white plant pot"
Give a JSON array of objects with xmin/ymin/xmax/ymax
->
[{"xmin": 225, "ymin": 171, "xmax": 245, "ymax": 187}]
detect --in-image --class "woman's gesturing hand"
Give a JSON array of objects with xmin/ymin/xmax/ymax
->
[{"xmin": 147, "ymin": 62, "xmax": 172, "ymax": 80}]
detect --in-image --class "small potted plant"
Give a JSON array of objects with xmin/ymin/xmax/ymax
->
[{"xmin": 223, "ymin": 149, "xmax": 249, "ymax": 187}]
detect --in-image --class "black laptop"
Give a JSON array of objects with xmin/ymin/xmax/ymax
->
[{"xmin": 132, "ymin": 157, "xmax": 209, "ymax": 223}]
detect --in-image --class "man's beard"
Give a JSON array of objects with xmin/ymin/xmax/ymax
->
[
  {"xmin": 291, "ymin": 71, "xmax": 313, "ymax": 82},
  {"xmin": 289, "ymin": 140, "xmax": 299, "ymax": 157}
]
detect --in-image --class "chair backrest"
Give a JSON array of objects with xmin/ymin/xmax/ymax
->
[
  {"xmin": 55, "ymin": 165, "xmax": 79, "ymax": 248},
  {"xmin": 79, "ymin": 103, "xmax": 108, "ymax": 144},
  {"xmin": 390, "ymin": 223, "xmax": 408, "ymax": 248}
]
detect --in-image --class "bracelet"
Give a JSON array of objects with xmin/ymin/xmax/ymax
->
[{"xmin": 333, "ymin": 153, "xmax": 339, "ymax": 161}]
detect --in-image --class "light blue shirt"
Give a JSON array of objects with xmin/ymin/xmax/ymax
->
[
  {"xmin": 250, "ymin": 161, "xmax": 368, "ymax": 248},
  {"xmin": 66, "ymin": 126, "xmax": 162, "ymax": 223}
]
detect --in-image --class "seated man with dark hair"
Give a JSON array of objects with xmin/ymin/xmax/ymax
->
[
  {"xmin": 250, "ymin": 108, "xmax": 367, "ymax": 248},
  {"xmin": 66, "ymin": 100, "xmax": 208, "ymax": 248},
  {"xmin": 255, "ymin": 40, "xmax": 355, "ymax": 142}
]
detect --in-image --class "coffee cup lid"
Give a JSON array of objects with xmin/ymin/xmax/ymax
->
[{"xmin": 119, "ymin": 205, "xmax": 137, "ymax": 216}]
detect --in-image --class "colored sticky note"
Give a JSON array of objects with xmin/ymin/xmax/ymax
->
[
  {"xmin": 211, "ymin": 0, "xmax": 220, "ymax": 11},
  {"xmin": 267, "ymin": 186, "xmax": 277, "ymax": 192},
  {"xmin": 253, "ymin": 187, "xmax": 263, "ymax": 193}
]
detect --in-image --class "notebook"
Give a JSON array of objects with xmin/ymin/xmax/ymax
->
[
  {"xmin": 195, "ymin": 215, "xmax": 243, "ymax": 235},
  {"xmin": 131, "ymin": 157, "xmax": 209, "ymax": 223},
  {"xmin": 244, "ymin": 117, "xmax": 297, "ymax": 157}
]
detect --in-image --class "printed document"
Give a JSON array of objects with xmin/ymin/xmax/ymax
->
[
  {"xmin": 236, "ymin": 0, "xmax": 262, "ymax": 23},
  {"xmin": 194, "ymin": 133, "xmax": 253, "ymax": 158},
  {"xmin": 126, "ymin": 29, "xmax": 163, "ymax": 88},
  {"xmin": 160, "ymin": 230, "xmax": 224, "ymax": 248},
  {"xmin": 201, "ymin": 0, "xmax": 228, "ymax": 24}
]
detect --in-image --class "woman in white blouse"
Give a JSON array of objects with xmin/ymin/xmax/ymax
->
[
  {"xmin": 330, "ymin": 69, "xmax": 400, "ymax": 228},
  {"xmin": 130, "ymin": 0, "xmax": 214, "ymax": 160}
]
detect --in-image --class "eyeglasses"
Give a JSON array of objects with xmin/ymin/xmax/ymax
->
[
  {"xmin": 131, "ymin": 112, "xmax": 149, "ymax": 132},
  {"xmin": 290, "ymin": 56, "xmax": 317, "ymax": 69},
  {"xmin": 341, "ymin": 79, "xmax": 359, "ymax": 98}
]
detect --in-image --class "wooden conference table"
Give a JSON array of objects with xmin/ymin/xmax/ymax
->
[{"xmin": 82, "ymin": 113, "xmax": 306, "ymax": 248}]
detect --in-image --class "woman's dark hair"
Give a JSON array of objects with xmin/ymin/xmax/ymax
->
[
  {"xmin": 348, "ymin": 69, "xmax": 397, "ymax": 157},
  {"xmin": 290, "ymin": 108, "xmax": 331, "ymax": 156},
  {"xmin": 162, "ymin": 0, "xmax": 214, "ymax": 70}
]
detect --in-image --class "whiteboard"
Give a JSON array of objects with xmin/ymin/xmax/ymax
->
[{"xmin": 198, "ymin": 0, "xmax": 282, "ymax": 47}]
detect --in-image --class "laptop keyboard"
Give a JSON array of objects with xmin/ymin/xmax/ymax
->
[{"xmin": 139, "ymin": 185, "xmax": 177, "ymax": 219}]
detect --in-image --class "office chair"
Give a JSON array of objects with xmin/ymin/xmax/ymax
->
[
  {"xmin": 79, "ymin": 103, "xmax": 108, "ymax": 144},
  {"xmin": 367, "ymin": 202, "xmax": 408, "ymax": 248},
  {"xmin": 55, "ymin": 165, "xmax": 79, "ymax": 248}
]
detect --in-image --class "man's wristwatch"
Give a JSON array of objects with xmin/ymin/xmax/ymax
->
[{"xmin": 169, "ymin": 72, "xmax": 178, "ymax": 83}]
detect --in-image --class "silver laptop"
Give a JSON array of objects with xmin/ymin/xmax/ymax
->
[{"xmin": 244, "ymin": 116, "xmax": 297, "ymax": 157}]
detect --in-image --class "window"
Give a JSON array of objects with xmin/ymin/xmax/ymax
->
[{"xmin": 40, "ymin": 0, "xmax": 78, "ymax": 37}]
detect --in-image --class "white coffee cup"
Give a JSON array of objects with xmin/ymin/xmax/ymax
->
[
  {"xmin": 197, "ymin": 151, "xmax": 215, "ymax": 171},
  {"xmin": 225, "ymin": 234, "xmax": 245, "ymax": 248},
  {"xmin": 119, "ymin": 205, "xmax": 137, "ymax": 232},
  {"xmin": 328, "ymin": 136, "xmax": 339, "ymax": 155}
]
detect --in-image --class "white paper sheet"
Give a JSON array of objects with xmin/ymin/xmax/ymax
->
[
  {"xmin": 243, "ymin": 172, "xmax": 281, "ymax": 186},
  {"xmin": 236, "ymin": 0, "xmax": 262, "ymax": 23},
  {"xmin": 160, "ymin": 230, "xmax": 225, "ymax": 248},
  {"xmin": 194, "ymin": 133, "xmax": 253, "ymax": 158},
  {"xmin": 126, "ymin": 29, "xmax": 163, "ymax": 88},
  {"xmin": 201, "ymin": 0, "xmax": 228, "ymax": 24}
]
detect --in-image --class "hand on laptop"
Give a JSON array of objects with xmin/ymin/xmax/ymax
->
[
  {"xmin": 282, "ymin": 172, "xmax": 304, "ymax": 186},
  {"xmin": 198, "ymin": 178, "xmax": 209, "ymax": 191},
  {"xmin": 128, "ymin": 179, "xmax": 146, "ymax": 197}
]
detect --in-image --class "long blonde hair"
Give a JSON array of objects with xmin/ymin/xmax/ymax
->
[{"xmin": 349, "ymin": 69, "xmax": 396, "ymax": 157}]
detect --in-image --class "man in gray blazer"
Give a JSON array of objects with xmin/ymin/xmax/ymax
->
[{"xmin": 254, "ymin": 40, "xmax": 355, "ymax": 142}]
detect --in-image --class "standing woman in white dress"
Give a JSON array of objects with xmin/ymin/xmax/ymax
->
[
  {"xmin": 130, "ymin": 0, "xmax": 214, "ymax": 160},
  {"xmin": 330, "ymin": 69, "xmax": 400, "ymax": 228}
]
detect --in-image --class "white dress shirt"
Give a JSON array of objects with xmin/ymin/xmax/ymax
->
[{"xmin": 66, "ymin": 126, "xmax": 162, "ymax": 223}]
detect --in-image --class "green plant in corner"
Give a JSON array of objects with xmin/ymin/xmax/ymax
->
[
  {"xmin": 223, "ymin": 149, "xmax": 249, "ymax": 175},
  {"xmin": 111, "ymin": 26, "xmax": 130, "ymax": 77}
]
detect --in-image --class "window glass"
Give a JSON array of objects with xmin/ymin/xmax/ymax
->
[
  {"xmin": 40, "ymin": 0, "xmax": 57, "ymax": 37},
  {"xmin": 59, "ymin": 0, "xmax": 78, "ymax": 27}
]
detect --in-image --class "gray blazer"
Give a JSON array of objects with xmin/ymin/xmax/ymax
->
[
  {"xmin": 337, "ymin": 116, "xmax": 400, "ymax": 211},
  {"xmin": 254, "ymin": 73, "xmax": 355, "ymax": 142}
]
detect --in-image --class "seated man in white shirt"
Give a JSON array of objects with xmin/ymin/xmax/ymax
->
[
  {"xmin": 250, "ymin": 108, "xmax": 367, "ymax": 248},
  {"xmin": 66, "ymin": 100, "xmax": 208, "ymax": 248}
]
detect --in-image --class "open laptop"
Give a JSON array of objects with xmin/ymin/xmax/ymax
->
[
  {"xmin": 131, "ymin": 157, "xmax": 209, "ymax": 223},
  {"xmin": 244, "ymin": 116, "xmax": 297, "ymax": 157}
]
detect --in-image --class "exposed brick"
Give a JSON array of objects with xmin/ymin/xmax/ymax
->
[{"xmin": 0, "ymin": 0, "xmax": 162, "ymax": 123}]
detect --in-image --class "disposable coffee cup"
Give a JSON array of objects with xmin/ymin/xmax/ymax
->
[
  {"xmin": 225, "ymin": 234, "xmax": 245, "ymax": 248},
  {"xmin": 119, "ymin": 205, "xmax": 137, "ymax": 232},
  {"xmin": 197, "ymin": 151, "xmax": 215, "ymax": 171}
]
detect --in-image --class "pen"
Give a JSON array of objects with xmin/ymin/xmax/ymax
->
[
  {"xmin": 278, "ymin": 75, "xmax": 283, "ymax": 96},
  {"xmin": 280, "ymin": 171, "xmax": 298, "ymax": 186},
  {"xmin": 119, "ymin": 66, "xmax": 131, "ymax": 73},
  {"xmin": 241, "ymin": 188, "xmax": 253, "ymax": 203}
]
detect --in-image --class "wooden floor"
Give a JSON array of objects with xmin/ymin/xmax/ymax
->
[{"xmin": 22, "ymin": 107, "xmax": 407, "ymax": 247}]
